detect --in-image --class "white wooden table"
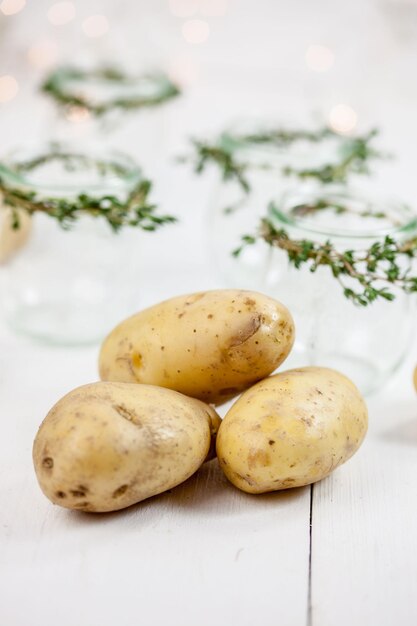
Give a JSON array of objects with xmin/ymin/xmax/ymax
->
[
  {"xmin": 1, "ymin": 2, "xmax": 417, "ymax": 623},
  {"xmin": 1, "ymin": 303, "xmax": 416, "ymax": 626}
]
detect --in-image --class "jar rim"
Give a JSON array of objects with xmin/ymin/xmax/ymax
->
[
  {"xmin": 41, "ymin": 66, "xmax": 180, "ymax": 115},
  {"xmin": 0, "ymin": 147, "xmax": 142, "ymax": 195},
  {"xmin": 219, "ymin": 123, "xmax": 362, "ymax": 155},
  {"xmin": 215, "ymin": 123, "xmax": 382, "ymax": 186},
  {"xmin": 268, "ymin": 189, "xmax": 417, "ymax": 239}
]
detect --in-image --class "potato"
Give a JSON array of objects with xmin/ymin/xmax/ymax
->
[
  {"xmin": 99, "ymin": 290, "xmax": 295, "ymax": 405},
  {"xmin": 0, "ymin": 206, "xmax": 32, "ymax": 264},
  {"xmin": 33, "ymin": 382, "xmax": 221, "ymax": 513},
  {"xmin": 216, "ymin": 367, "xmax": 368, "ymax": 493}
]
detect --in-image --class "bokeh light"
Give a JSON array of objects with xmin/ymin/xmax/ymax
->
[
  {"xmin": 65, "ymin": 106, "xmax": 91, "ymax": 123},
  {"xmin": 0, "ymin": 75, "xmax": 19, "ymax": 103},
  {"xmin": 168, "ymin": 55, "xmax": 199, "ymax": 86},
  {"xmin": 305, "ymin": 44, "xmax": 335, "ymax": 72},
  {"xmin": 47, "ymin": 1, "xmax": 75, "ymax": 26},
  {"xmin": 329, "ymin": 104, "xmax": 358, "ymax": 134},
  {"xmin": 82, "ymin": 15, "xmax": 110, "ymax": 38},
  {"xmin": 0, "ymin": 0, "xmax": 26, "ymax": 16},
  {"xmin": 168, "ymin": 0, "xmax": 199, "ymax": 17},
  {"xmin": 27, "ymin": 40, "xmax": 58, "ymax": 69},
  {"xmin": 200, "ymin": 0, "xmax": 228, "ymax": 17},
  {"xmin": 182, "ymin": 19, "xmax": 210, "ymax": 44}
]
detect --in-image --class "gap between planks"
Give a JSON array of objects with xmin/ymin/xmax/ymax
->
[{"xmin": 307, "ymin": 483, "xmax": 314, "ymax": 626}]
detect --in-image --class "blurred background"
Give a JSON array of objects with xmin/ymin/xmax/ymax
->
[{"xmin": 1, "ymin": 0, "xmax": 417, "ymax": 307}]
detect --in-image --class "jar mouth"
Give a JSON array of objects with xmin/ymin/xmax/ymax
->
[
  {"xmin": 0, "ymin": 146, "xmax": 142, "ymax": 195},
  {"xmin": 218, "ymin": 122, "xmax": 381, "ymax": 178},
  {"xmin": 42, "ymin": 66, "xmax": 180, "ymax": 115},
  {"xmin": 219, "ymin": 126, "xmax": 334, "ymax": 165},
  {"xmin": 220, "ymin": 124, "xmax": 334, "ymax": 151},
  {"xmin": 268, "ymin": 189, "xmax": 417, "ymax": 239}
]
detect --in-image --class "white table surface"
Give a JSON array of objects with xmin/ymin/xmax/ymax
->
[
  {"xmin": 1, "ymin": 1, "xmax": 417, "ymax": 625},
  {"xmin": 1, "ymin": 281, "xmax": 416, "ymax": 626}
]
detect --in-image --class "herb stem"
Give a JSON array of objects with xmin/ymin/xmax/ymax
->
[{"xmin": 235, "ymin": 218, "xmax": 417, "ymax": 306}]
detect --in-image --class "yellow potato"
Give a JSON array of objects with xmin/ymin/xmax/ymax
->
[
  {"xmin": 33, "ymin": 382, "xmax": 221, "ymax": 513},
  {"xmin": 0, "ymin": 206, "xmax": 32, "ymax": 264},
  {"xmin": 216, "ymin": 367, "xmax": 368, "ymax": 493},
  {"xmin": 99, "ymin": 290, "xmax": 295, "ymax": 405}
]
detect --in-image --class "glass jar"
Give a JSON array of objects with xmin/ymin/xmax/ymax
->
[
  {"xmin": 209, "ymin": 186, "xmax": 417, "ymax": 395},
  {"xmin": 40, "ymin": 67, "xmax": 180, "ymax": 172},
  {"xmin": 0, "ymin": 148, "xmax": 144, "ymax": 345},
  {"xmin": 207, "ymin": 123, "xmax": 380, "ymax": 287}
]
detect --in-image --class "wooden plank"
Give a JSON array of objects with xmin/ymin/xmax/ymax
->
[
  {"xmin": 0, "ymin": 331, "xmax": 311, "ymax": 626},
  {"xmin": 311, "ymin": 352, "xmax": 417, "ymax": 626}
]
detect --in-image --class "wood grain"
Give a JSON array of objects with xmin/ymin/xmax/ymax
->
[
  {"xmin": 311, "ymin": 353, "xmax": 417, "ymax": 626},
  {"xmin": 0, "ymin": 329, "xmax": 311, "ymax": 626}
]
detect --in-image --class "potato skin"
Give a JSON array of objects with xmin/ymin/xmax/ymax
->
[
  {"xmin": 99, "ymin": 290, "xmax": 295, "ymax": 405},
  {"xmin": 0, "ymin": 207, "xmax": 32, "ymax": 264},
  {"xmin": 216, "ymin": 367, "xmax": 368, "ymax": 493},
  {"xmin": 33, "ymin": 382, "xmax": 221, "ymax": 513}
]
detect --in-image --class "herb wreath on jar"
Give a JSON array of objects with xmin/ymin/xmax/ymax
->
[
  {"xmin": 183, "ymin": 123, "xmax": 417, "ymax": 394},
  {"xmin": 39, "ymin": 65, "xmax": 181, "ymax": 169},
  {"xmin": 0, "ymin": 145, "xmax": 176, "ymax": 345}
]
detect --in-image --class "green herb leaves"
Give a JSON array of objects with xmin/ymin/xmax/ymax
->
[
  {"xmin": 185, "ymin": 127, "xmax": 382, "ymax": 190},
  {"xmin": 187, "ymin": 123, "xmax": 417, "ymax": 306},
  {"xmin": 0, "ymin": 149, "xmax": 177, "ymax": 233},
  {"xmin": 41, "ymin": 67, "xmax": 180, "ymax": 117},
  {"xmin": 234, "ymin": 217, "xmax": 417, "ymax": 306},
  {"xmin": 0, "ymin": 177, "xmax": 176, "ymax": 232}
]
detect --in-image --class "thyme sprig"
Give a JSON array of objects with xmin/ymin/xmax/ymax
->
[
  {"xmin": 234, "ymin": 216, "xmax": 417, "ymax": 306},
  {"xmin": 282, "ymin": 130, "xmax": 380, "ymax": 184},
  {"xmin": 0, "ymin": 178, "xmax": 177, "ymax": 233},
  {"xmin": 238, "ymin": 127, "xmax": 332, "ymax": 146},
  {"xmin": 41, "ymin": 66, "xmax": 180, "ymax": 116},
  {"xmin": 185, "ymin": 127, "xmax": 382, "ymax": 191},
  {"xmin": 13, "ymin": 149, "xmax": 129, "ymax": 178},
  {"xmin": 289, "ymin": 198, "xmax": 390, "ymax": 221},
  {"xmin": 189, "ymin": 139, "xmax": 250, "ymax": 192},
  {"xmin": 0, "ymin": 149, "xmax": 177, "ymax": 232}
]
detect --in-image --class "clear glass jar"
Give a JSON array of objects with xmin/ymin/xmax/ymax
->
[
  {"xmin": 209, "ymin": 186, "xmax": 417, "ymax": 395},
  {"xmin": 0, "ymin": 148, "xmax": 144, "ymax": 345},
  {"xmin": 41, "ymin": 68, "xmax": 180, "ymax": 172},
  {"xmin": 207, "ymin": 124, "xmax": 379, "ymax": 288}
]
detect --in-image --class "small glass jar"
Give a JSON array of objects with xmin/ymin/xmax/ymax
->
[
  {"xmin": 0, "ymin": 148, "xmax": 144, "ymax": 345},
  {"xmin": 40, "ymin": 67, "xmax": 180, "ymax": 171},
  {"xmin": 207, "ymin": 124, "xmax": 379, "ymax": 287},
  {"xmin": 209, "ymin": 186, "xmax": 417, "ymax": 395}
]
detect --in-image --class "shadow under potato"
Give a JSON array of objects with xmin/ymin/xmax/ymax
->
[
  {"xmin": 70, "ymin": 460, "xmax": 309, "ymax": 523},
  {"xmin": 372, "ymin": 397, "xmax": 417, "ymax": 447}
]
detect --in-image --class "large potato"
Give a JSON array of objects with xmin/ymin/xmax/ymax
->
[
  {"xmin": 217, "ymin": 367, "xmax": 368, "ymax": 493},
  {"xmin": 0, "ymin": 206, "xmax": 32, "ymax": 264},
  {"xmin": 33, "ymin": 382, "xmax": 221, "ymax": 513},
  {"xmin": 99, "ymin": 290, "xmax": 295, "ymax": 405}
]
